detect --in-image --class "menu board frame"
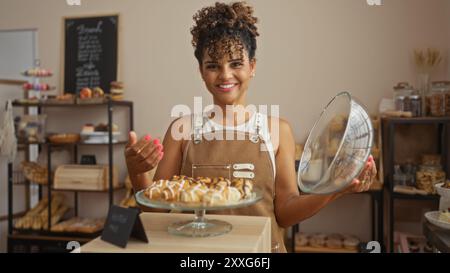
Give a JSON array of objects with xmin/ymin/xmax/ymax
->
[{"xmin": 61, "ymin": 13, "xmax": 120, "ymax": 95}]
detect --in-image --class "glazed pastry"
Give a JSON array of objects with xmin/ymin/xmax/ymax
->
[
  {"xmin": 144, "ymin": 176, "xmax": 254, "ymax": 205},
  {"xmin": 197, "ymin": 177, "xmax": 212, "ymax": 185},
  {"xmin": 161, "ymin": 185, "xmax": 180, "ymax": 202},
  {"xmin": 224, "ymin": 186, "xmax": 242, "ymax": 203},
  {"xmin": 232, "ymin": 178, "xmax": 254, "ymax": 198},
  {"xmin": 180, "ymin": 183, "xmax": 209, "ymax": 203},
  {"xmin": 145, "ymin": 186, "xmax": 162, "ymax": 200},
  {"xmin": 203, "ymin": 189, "xmax": 227, "ymax": 205}
]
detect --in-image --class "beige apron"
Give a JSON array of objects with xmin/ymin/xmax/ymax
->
[{"xmin": 180, "ymin": 113, "xmax": 286, "ymax": 253}]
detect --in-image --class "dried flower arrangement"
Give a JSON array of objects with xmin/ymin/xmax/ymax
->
[{"xmin": 413, "ymin": 48, "xmax": 442, "ymax": 73}]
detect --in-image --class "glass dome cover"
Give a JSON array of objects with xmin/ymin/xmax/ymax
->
[{"xmin": 298, "ymin": 92, "xmax": 373, "ymax": 194}]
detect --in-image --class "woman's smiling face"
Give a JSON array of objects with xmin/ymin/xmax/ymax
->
[{"xmin": 199, "ymin": 45, "xmax": 256, "ymax": 106}]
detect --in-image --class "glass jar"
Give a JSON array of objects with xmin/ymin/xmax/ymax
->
[
  {"xmin": 409, "ymin": 94, "xmax": 421, "ymax": 117},
  {"xmin": 393, "ymin": 82, "xmax": 414, "ymax": 112},
  {"xmin": 416, "ymin": 164, "xmax": 446, "ymax": 194},
  {"xmin": 430, "ymin": 81, "xmax": 449, "ymax": 117},
  {"xmin": 421, "ymin": 154, "xmax": 441, "ymax": 165}
]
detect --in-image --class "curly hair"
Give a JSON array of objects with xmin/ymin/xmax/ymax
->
[{"xmin": 191, "ymin": 1, "xmax": 259, "ymax": 64}]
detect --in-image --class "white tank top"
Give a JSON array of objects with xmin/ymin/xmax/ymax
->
[{"xmin": 200, "ymin": 112, "xmax": 277, "ymax": 177}]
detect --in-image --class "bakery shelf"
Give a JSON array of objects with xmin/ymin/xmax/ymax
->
[
  {"xmin": 7, "ymin": 98, "xmax": 134, "ymax": 252},
  {"xmin": 12, "ymin": 100, "xmax": 133, "ymax": 108},
  {"xmin": 11, "ymin": 228, "xmax": 102, "ymax": 239},
  {"xmin": 295, "ymin": 245, "xmax": 359, "ymax": 254},
  {"xmin": 51, "ymin": 184, "xmax": 126, "ymax": 193},
  {"xmin": 18, "ymin": 140, "xmax": 128, "ymax": 146},
  {"xmin": 382, "ymin": 117, "xmax": 449, "ymax": 253},
  {"xmin": 391, "ymin": 191, "xmax": 440, "ymax": 201},
  {"xmin": 383, "ymin": 116, "xmax": 450, "ymax": 124}
]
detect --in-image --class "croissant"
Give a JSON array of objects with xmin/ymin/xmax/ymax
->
[
  {"xmin": 161, "ymin": 185, "xmax": 181, "ymax": 201},
  {"xmin": 232, "ymin": 179, "xmax": 253, "ymax": 198},
  {"xmin": 197, "ymin": 177, "xmax": 212, "ymax": 184},
  {"xmin": 145, "ymin": 186, "xmax": 162, "ymax": 200},
  {"xmin": 213, "ymin": 178, "xmax": 231, "ymax": 190}
]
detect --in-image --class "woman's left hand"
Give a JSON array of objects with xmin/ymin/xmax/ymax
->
[{"xmin": 340, "ymin": 155, "xmax": 377, "ymax": 194}]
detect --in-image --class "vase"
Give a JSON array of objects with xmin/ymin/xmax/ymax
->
[{"xmin": 417, "ymin": 73, "xmax": 430, "ymax": 116}]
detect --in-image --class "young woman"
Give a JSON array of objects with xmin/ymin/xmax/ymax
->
[{"xmin": 125, "ymin": 1, "xmax": 377, "ymax": 253}]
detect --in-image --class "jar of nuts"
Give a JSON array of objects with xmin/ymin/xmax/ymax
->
[
  {"xmin": 416, "ymin": 164, "xmax": 446, "ymax": 194},
  {"xmin": 430, "ymin": 81, "xmax": 449, "ymax": 117}
]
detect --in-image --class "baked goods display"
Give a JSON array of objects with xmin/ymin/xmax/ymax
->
[
  {"xmin": 44, "ymin": 93, "xmax": 75, "ymax": 104},
  {"xmin": 416, "ymin": 165, "xmax": 446, "ymax": 194},
  {"xmin": 110, "ymin": 81, "xmax": 124, "ymax": 101},
  {"xmin": 143, "ymin": 175, "xmax": 254, "ymax": 206},
  {"xmin": 438, "ymin": 209, "xmax": 450, "ymax": 223},
  {"xmin": 14, "ymin": 195, "xmax": 69, "ymax": 230},
  {"xmin": 22, "ymin": 68, "xmax": 53, "ymax": 77},
  {"xmin": 77, "ymin": 87, "xmax": 107, "ymax": 103},
  {"xmin": 120, "ymin": 175, "xmax": 138, "ymax": 208},
  {"xmin": 21, "ymin": 161, "xmax": 48, "ymax": 184},
  {"xmin": 51, "ymin": 217, "xmax": 104, "ymax": 234},
  {"xmin": 22, "ymin": 83, "xmax": 54, "ymax": 91},
  {"xmin": 295, "ymin": 232, "xmax": 361, "ymax": 252},
  {"xmin": 443, "ymin": 180, "xmax": 450, "ymax": 189},
  {"xmin": 48, "ymin": 133, "xmax": 80, "ymax": 144},
  {"xmin": 80, "ymin": 122, "xmax": 120, "ymax": 143}
]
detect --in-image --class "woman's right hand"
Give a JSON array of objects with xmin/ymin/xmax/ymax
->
[{"xmin": 124, "ymin": 131, "xmax": 164, "ymax": 176}]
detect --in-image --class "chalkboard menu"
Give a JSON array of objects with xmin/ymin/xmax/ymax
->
[{"xmin": 63, "ymin": 15, "xmax": 118, "ymax": 94}]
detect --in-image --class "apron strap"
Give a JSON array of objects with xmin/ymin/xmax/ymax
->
[
  {"xmin": 192, "ymin": 113, "xmax": 204, "ymax": 144},
  {"xmin": 250, "ymin": 112, "xmax": 262, "ymax": 143}
]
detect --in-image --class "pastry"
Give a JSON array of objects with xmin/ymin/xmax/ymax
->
[
  {"xmin": 343, "ymin": 235, "xmax": 360, "ymax": 250},
  {"xmin": 232, "ymin": 178, "xmax": 253, "ymax": 198},
  {"xmin": 144, "ymin": 176, "xmax": 254, "ymax": 206},
  {"xmin": 202, "ymin": 189, "xmax": 228, "ymax": 205},
  {"xmin": 110, "ymin": 81, "xmax": 124, "ymax": 101},
  {"xmin": 81, "ymin": 123, "xmax": 95, "ymax": 133},
  {"xmin": 309, "ymin": 234, "xmax": 325, "ymax": 248},
  {"xmin": 438, "ymin": 209, "xmax": 450, "ymax": 223},
  {"xmin": 180, "ymin": 183, "xmax": 209, "ymax": 203},
  {"xmin": 295, "ymin": 233, "xmax": 309, "ymax": 247},
  {"xmin": 326, "ymin": 238, "xmax": 342, "ymax": 249}
]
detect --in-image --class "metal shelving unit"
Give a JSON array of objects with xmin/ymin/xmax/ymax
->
[
  {"xmin": 382, "ymin": 116, "xmax": 449, "ymax": 253},
  {"xmin": 7, "ymin": 99, "xmax": 133, "ymax": 253}
]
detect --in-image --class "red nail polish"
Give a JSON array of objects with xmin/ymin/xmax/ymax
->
[
  {"xmin": 153, "ymin": 139, "xmax": 160, "ymax": 145},
  {"xmin": 145, "ymin": 134, "xmax": 151, "ymax": 141}
]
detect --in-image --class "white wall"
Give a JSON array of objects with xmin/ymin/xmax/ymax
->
[{"xmin": 1, "ymin": 0, "xmax": 449, "ymax": 252}]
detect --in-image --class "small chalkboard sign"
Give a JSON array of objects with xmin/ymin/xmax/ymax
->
[
  {"xmin": 63, "ymin": 14, "xmax": 118, "ymax": 95},
  {"xmin": 101, "ymin": 205, "xmax": 148, "ymax": 248}
]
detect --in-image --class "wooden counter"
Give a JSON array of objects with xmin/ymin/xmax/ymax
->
[{"xmin": 80, "ymin": 212, "xmax": 271, "ymax": 253}]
